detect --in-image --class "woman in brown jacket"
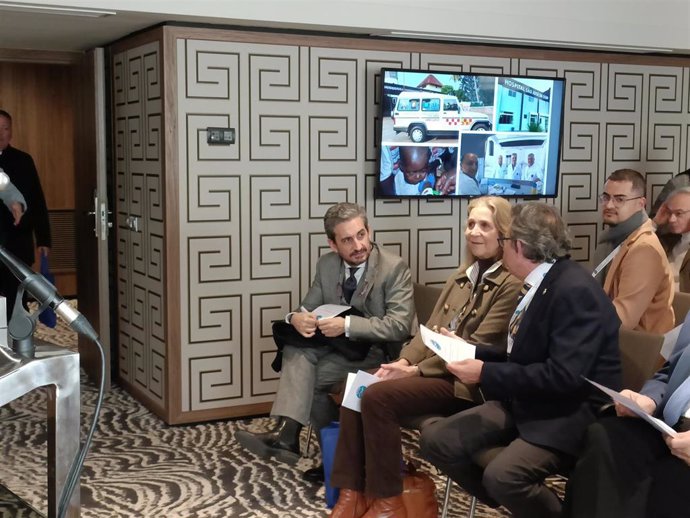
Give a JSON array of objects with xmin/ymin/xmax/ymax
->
[{"xmin": 329, "ymin": 196, "xmax": 522, "ymax": 518}]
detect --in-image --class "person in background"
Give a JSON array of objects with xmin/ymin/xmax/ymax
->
[
  {"xmin": 651, "ymin": 167, "xmax": 690, "ymax": 218},
  {"xmin": 456, "ymin": 152, "xmax": 481, "ymax": 196},
  {"xmin": 379, "ymin": 146, "xmax": 436, "ymax": 196},
  {"xmin": 592, "ymin": 169, "xmax": 674, "ymax": 333},
  {"xmin": 564, "ymin": 315, "xmax": 690, "ymax": 518},
  {"xmin": 328, "ymin": 196, "xmax": 521, "ymax": 518},
  {"xmin": 0, "ymin": 109, "xmax": 51, "ymax": 318},
  {"xmin": 235, "ymin": 203, "xmax": 415, "ymax": 482},
  {"xmin": 496, "ymin": 154, "xmax": 508, "ymax": 178},
  {"xmin": 653, "ymin": 187, "xmax": 690, "ymax": 293},
  {"xmin": 508, "ymin": 152, "xmax": 522, "ymax": 180},
  {"xmin": 420, "ymin": 202, "xmax": 621, "ymax": 518},
  {"xmin": 522, "ymin": 153, "xmax": 543, "ymax": 184}
]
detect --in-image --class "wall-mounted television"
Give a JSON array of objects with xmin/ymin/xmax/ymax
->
[{"xmin": 376, "ymin": 68, "xmax": 565, "ymax": 199}]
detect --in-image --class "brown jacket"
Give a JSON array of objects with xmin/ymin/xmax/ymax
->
[
  {"xmin": 604, "ymin": 219, "xmax": 675, "ymax": 333},
  {"xmin": 658, "ymin": 232, "xmax": 690, "ymax": 293},
  {"xmin": 398, "ymin": 262, "xmax": 521, "ymax": 401}
]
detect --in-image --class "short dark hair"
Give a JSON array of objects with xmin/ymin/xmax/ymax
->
[
  {"xmin": 0, "ymin": 110, "xmax": 11, "ymax": 122},
  {"xmin": 323, "ymin": 203, "xmax": 368, "ymax": 241},
  {"xmin": 510, "ymin": 202, "xmax": 571, "ymax": 262},
  {"xmin": 606, "ymin": 169, "xmax": 646, "ymax": 197}
]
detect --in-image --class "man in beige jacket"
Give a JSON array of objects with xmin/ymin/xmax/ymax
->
[{"xmin": 594, "ymin": 169, "xmax": 674, "ymax": 333}]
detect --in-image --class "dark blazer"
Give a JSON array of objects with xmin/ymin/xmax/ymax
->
[
  {"xmin": 0, "ymin": 145, "xmax": 51, "ymax": 264},
  {"xmin": 480, "ymin": 259, "xmax": 622, "ymax": 456}
]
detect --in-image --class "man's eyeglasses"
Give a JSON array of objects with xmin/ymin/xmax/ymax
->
[
  {"xmin": 664, "ymin": 207, "xmax": 690, "ymax": 218},
  {"xmin": 497, "ymin": 236, "xmax": 514, "ymax": 245},
  {"xmin": 597, "ymin": 193, "xmax": 643, "ymax": 206}
]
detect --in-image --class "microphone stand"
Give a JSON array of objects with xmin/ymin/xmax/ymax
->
[{"xmin": 7, "ymin": 284, "xmax": 45, "ymax": 358}]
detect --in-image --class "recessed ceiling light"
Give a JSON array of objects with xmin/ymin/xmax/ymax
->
[{"xmin": 0, "ymin": 2, "xmax": 115, "ymax": 17}]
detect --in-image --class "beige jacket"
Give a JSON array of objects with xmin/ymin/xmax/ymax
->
[{"xmin": 604, "ymin": 219, "xmax": 675, "ymax": 333}]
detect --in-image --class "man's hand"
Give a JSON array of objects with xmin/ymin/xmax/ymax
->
[
  {"xmin": 615, "ymin": 389, "xmax": 657, "ymax": 417},
  {"xmin": 653, "ymin": 202, "xmax": 670, "ymax": 227},
  {"xmin": 375, "ymin": 359, "xmax": 418, "ymax": 380},
  {"xmin": 9, "ymin": 201, "xmax": 23, "ymax": 226},
  {"xmin": 316, "ymin": 316, "xmax": 346, "ymax": 338},
  {"xmin": 447, "ymin": 359, "xmax": 483, "ymax": 384},
  {"xmin": 38, "ymin": 246, "xmax": 49, "ymax": 257},
  {"xmin": 290, "ymin": 311, "xmax": 318, "ymax": 338},
  {"xmin": 665, "ymin": 430, "xmax": 690, "ymax": 466}
]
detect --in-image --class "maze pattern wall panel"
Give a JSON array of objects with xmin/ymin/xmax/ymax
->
[
  {"xmin": 172, "ymin": 34, "xmax": 689, "ymax": 418},
  {"xmin": 114, "ymin": 41, "xmax": 166, "ymax": 408}
]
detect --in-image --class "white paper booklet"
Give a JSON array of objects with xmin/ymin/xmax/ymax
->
[
  {"xmin": 342, "ymin": 370, "xmax": 381, "ymax": 412},
  {"xmin": 585, "ymin": 377, "xmax": 677, "ymax": 437},
  {"xmin": 419, "ymin": 324, "xmax": 476, "ymax": 363},
  {"xmin": 304, "ymin": 304, "xmax": 350, "ymax": 320}
]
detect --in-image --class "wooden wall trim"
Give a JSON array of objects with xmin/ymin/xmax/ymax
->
[
  {"xmin": 163, "ymin": 24, "xmax": 690, "ymax": 67},
  {"xmin": 162, "ymin": 27, "xmax": 181, "ymax": 425},
  {"xmin": 0, "ymin": 48, "xmax": 82, "ymax": 65}
]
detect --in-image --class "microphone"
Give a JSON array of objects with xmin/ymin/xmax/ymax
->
[{"xmin": 0, "ymin": 245, "xmax": 98, "ymax": 341}]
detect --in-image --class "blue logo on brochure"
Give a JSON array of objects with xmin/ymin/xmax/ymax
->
[
  {"xmin": 431, "ymin": 340, "xmax": 441, "ymax": 351},
  {"xmin": 356, "ymin": 385, "xmax": 367, "ymax": 399}
]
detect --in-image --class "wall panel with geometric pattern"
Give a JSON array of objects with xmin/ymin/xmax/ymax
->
[
  {"xmin": 113, "ymin": 38, "xmax": 166, "ymax": 413},
  {"xmin": 112, "ymin": 26, "xmax": 690, "ymax": 423}
]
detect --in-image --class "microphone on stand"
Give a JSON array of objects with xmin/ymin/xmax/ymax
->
[
  {"xmin": 0, "ymin": 244, "xmax": 98, "ymax": 345},
  {"xmin": 0, "ymin": 171, "xmax": 98, "ymax": 356}
]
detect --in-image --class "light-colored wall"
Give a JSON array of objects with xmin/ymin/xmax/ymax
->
[
  {"xmin": 171, "ymin": 28, "xmax": 690, "ymax": 421},
  {"xmin": 112, "ymin": 26, "xmax": 690, "ymax": 423}
]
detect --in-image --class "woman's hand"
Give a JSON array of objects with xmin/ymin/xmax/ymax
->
[{"xmin": 375, "ymin": 359, "xmax": 418, "ymax": 380}]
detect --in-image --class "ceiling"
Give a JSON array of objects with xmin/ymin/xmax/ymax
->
[{"xmin": 0, "ymin": 1, "xmax": 688, "ymax": 57}]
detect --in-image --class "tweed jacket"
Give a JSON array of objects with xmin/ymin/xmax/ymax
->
[
  {"xmin": 659, "ymin": 232, "xmax": 690, "ymax": 293},
  {"xmin": 603, "ymin": 219, "xmax": 674, "ymax": 333},
  {"xmin": 300, "ymin": 243, "xmax": 415, "ymax": 344},
  {"xmin": 481, "ymin": 259, "xmax": 622, "ymax": 456},
  {"xmin": 398, "ymin": 262, "xmax": 521, "ymax": 400}
]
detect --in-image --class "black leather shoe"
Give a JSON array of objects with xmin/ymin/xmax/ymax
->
[
  {"xmin": 236, "ymin": 417, "xmax": 302, "ymax": 465},
  {"xmin": 302, "ymin": 463, "xmax": 325, "ymax": 483}
]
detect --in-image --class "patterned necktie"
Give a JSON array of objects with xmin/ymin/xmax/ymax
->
[
  {"xmin": 663, "ymin": 345, "xmax": 690, "ymax": 426},
  {"xmin": 343, "ymin": 267, "xmax": 359, "ymax": 304},
  {"xmin": 509, "ymin": 283, "xmax": 531, "ymax": 339}
]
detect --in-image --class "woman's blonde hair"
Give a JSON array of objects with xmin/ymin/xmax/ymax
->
[{"xmin": 465, "ymin": 196, "xmax": 512, "ymax": 263}]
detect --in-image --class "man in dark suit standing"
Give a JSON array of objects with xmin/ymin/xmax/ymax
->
[
  {"xmin": 236, "ymin": 202, "xmax": 415, "ymax": 479},
  {"xmin": 0, "ymin": 110, "xmax": 51, "ymax": 318},
  {"xmin": 420, "ymin": 202, "xmax": 621, "ymax": 518}
]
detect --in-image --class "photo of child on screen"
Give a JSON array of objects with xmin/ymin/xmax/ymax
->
[{"xmin": 379, "ymin": 145, "xmax": 439, "ymax": 196}]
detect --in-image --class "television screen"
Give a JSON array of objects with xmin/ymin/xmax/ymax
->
[{"xmin": 376, "ymin": 69, "xmax": 565, "ymax": 198}]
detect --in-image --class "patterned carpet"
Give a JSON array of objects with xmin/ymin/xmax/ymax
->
[{"xmin": 0, "ymin": 312, "xmax": 537, "ymax": 517}]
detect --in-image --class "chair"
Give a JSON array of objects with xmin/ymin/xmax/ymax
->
[
  {"xmin": 413, "ymin": 282, "xmax": 444, "ymax": 325},
  {"xmin": 618, "ymin": 327, "xmax": 664, "ymax": 392},
  {"xmin": 672, "ymin": 291, "xmax": 690, "ymax": 327}
]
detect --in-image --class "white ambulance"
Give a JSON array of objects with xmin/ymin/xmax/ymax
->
[{"xmin": 391, "ymin": 91, "xmax": 492, "ymax": 143}]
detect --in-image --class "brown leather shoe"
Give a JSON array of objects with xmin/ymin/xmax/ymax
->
[
  {"xmin": 329, "ymin": 489, "xmax": 370, "ymax": 518},
  {"xmin": 361, "ymin": 496, "xmax": 407, "ymax": 518}
]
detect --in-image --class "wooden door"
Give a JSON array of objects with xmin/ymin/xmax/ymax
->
[{"xmin": 74, "ymin": 48, "xmax": 112, "ymax": 388}]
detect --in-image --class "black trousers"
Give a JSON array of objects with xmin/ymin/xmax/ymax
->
[
  {"xmin": 564, "ymin": 416, "xmax": 690, "ymax": 518},
  {"xmin": 420, "ymin": 400, "xmax": 573, "ymax": 518}
]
